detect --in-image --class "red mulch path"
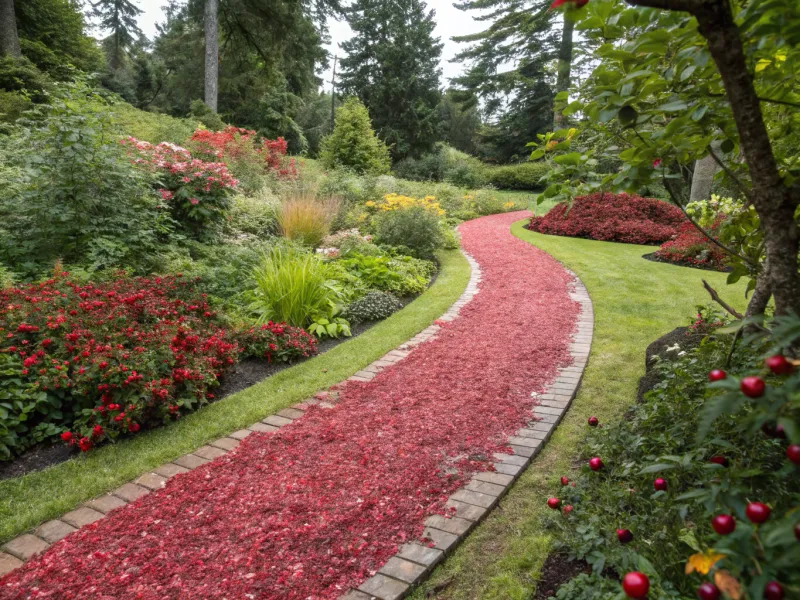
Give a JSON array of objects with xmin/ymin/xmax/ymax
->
[{"xmin": 0, "ymin": 211, "xmax": 580, "ymax": 599}]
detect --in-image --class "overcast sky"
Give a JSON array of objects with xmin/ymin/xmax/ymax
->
[{"xmin": 130, "ymin": 0, "xmax": 488, "ymax": 91}]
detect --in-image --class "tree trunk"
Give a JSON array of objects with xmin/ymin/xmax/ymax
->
[
  {"xmin": 204, "ymin": 0, "xmax": 219, "ymax": 113},
  {"xmin": 693, "ymin": 2, "xmax": 800, "ymax": 317},
  {"xmin": 0, "ymin": 0, "xmax": 21, "ymax": 58},
  {"xmin": 690, "ymin": 154, "xmax": 718, "ymax": 201},
  {"xmin": 553, "ymin": 14, "xmax": 574, "ymax": 127}
]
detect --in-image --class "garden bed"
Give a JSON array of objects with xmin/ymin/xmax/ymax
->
[
  {"xmin": 532, "ymin": 554, "xmax": 591, "ymax": 600},
  {"xmin": 642, "ymin": 252, "xmax": 730, "ymax": 272}
]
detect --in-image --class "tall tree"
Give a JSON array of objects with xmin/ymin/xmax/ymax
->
[
  {"xmin": 339, "ymin": 0, "xmax": 443, "ymax": 160},
  {"xmin": 90, "ymin": 0, "xmax": 143, "ymax": 70},
  {"xmin": 203, "ymin": 0, "xmax": 218, "ymax": 111},
  {"xmin": 0, "ymin": 0, "xmax": 22, "ymax": 58}
]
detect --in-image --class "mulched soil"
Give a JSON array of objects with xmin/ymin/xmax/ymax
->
[
  {"xmin": 641, "ymin": 252, "xmax": 730, "ymax": 273},
  {"xmin": 0, "ymin": 211, "xmax": 580, "ymax": 599},
  {"xmin": 532, "ymin": 553, "xmax": 591, "ymax": 600}
]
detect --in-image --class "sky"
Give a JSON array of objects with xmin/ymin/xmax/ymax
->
[{"xmin": 130, "ymin": 0, "xmax": 488, "ymax": 91}]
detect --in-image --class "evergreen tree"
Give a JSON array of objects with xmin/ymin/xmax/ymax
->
[
  {"xmin": 90, "ymin": 0, "xmax": 143, "ymax": 70},
  {"xmin": 319, "ymin": 97, "xmax": 391, "ymax": 175},
  {"xmin": 339, "ymin": 0, "xmax": 443, "ymax": 160},
  {"xmin": 451, "ymin": 0, "xmax": 578, "ymax": 159}
]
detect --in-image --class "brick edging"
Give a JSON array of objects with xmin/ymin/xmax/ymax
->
[
  {"xmin": 339, "ymin": 268, "xmax": 593, "ymax": 600},
  {"xmin": 0, "ymin": 251, "xmax": 484, "ymax": 578}
]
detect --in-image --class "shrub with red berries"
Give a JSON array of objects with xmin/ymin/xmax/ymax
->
[
  {"xmin": 527, "ymin": 192, "xmax": 687, "ymax": 245},
  {"xmin": 0, "ymin": 272, "xmax": 316, "ymax": 458}
]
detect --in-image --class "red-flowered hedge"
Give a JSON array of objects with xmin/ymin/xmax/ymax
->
[
  {"xmin": 0, "ymin": 274, "xmax": 316, "ymax": 458},
  {"xmin": 654, "ymin": 220, "xmax": 728, "ymax": 270},
  {"xmin": 528, "ymin": 192, "xmax": 687, "ymax": 245}
]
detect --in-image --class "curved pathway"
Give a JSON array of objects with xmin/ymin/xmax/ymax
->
[{"xmin": 0, "ymin": 212, "xmax": 586, "ymax": 599}]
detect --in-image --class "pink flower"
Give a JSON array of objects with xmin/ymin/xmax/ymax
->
[
  {"xmin": 652, "ymin": 158, "xmax": 662, "ymax": 168},
  {"xmin": 190, "ymin": 198, "xmax": 200, "ymax": 205}
]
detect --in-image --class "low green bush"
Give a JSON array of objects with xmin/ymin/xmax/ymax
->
[
  {"xmin": 374, "ymin": 205, "xmax": 444, "ymax": 259},
  {"xmin": 343, "ymin": 291, "xmax": 403, "ymax": 324},
  {"xmin": 109, "ymin": 101, "xmax": 197, "ymax": 145},
  {"xmin": 549, "ymin": 318, "xmax": 800, "ymax": 599},
  {"xmin": 319, "ymin": 98, "xmax": 391, "ymax": 175},
  {"xmin": 483, "ymin": 162, "xmax": 550, "ymax": 190},
  {"xmin": 393, "ymin": 144, "xmax": 487, "ymax": 188},
  {"xmin": 225, "ymin": 189, "xmax": 281, "ymax": 240}
]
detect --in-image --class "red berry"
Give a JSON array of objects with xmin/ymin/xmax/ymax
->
[
  {"xmin": 622, "ymin": 572, "xmax": 650, "ymax": 599},
  {"xmin": 653, "ymin": 478, "xmax": 667, "ymax": 492},
  {"xmin": 740, "ymin": 376, "xmax": 766, "ymax": 398},
  {"xmin": 697, "ymin": 583, "xmax": 721, "ymax": 600},
  {"xmin": 765, "ymin": 355, "xmax": 793, "ymax": 376},
  {"xmin": 616, "ymin": 528, "xmax": 633, "ymax": 544},
  {"xmin": 709, "ymin": 455, "xmax": 729, "ymax": 467},
  {"xmin": 588, "ymin": 416, "xmax": 599, "ymax": 427},
  {"xmin": 745, "ymin": 502, "xmax": 771, "ymax": 524},
  {"xmin": 547, "ymin": 497, "xmax": 561, "ymax": 510},
  {"xmin": 764, "ymin": 581, "xmax": 784, "ymax": 600},
  {"xmin": 589, "ymin": 457, "xmax": 603, "ymax": 471},
  {"xmin": 711, "ymin": 514, "xmax": 735, "ymax": 535},
  {"xmin": 787, "ymin": 445, "xmax": 800, "ymax": 465},
  {"xmin": 562, "ymin": 504, "xmax": 573, "ymax": 514},
  {"xmin": 560, "ymin": 476, "xmax": 570, "ymax": 486},
  {"xmin": 708, "ymin": 369, "xmax": 727, "ymax": 382}
]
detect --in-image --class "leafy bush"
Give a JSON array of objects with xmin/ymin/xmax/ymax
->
[
  {"xmin": 0, "ymin": 272, "xmax": 315, "ymax": 459},
  {"xmin": 343, "ymin": 291, "xmax": 403, "ymax": 324},
  {"xmin": 549, "ymin": 321, "xmax": 800, "ymax": 599},
  {"xmin": 249, "ymin": 245, "xmax": 345, "ymax": 330},
  {"xmin": 0, "ymin": 91, "xmax": 32, "ymax": 127},
  {"xmin": 233, "ymin": 322, "xmax": 317, "ymax": 363},
  {"xmin": 0, "ymin": 56, "xmax": 50, "ymax": 102},
  {"xmin": 464, "ymin": 189, "xmax": 519, "ymax": 216},
  {"xmin": 109, "ymin": 101, "xmax": 197, "ymax": 145},
  {"xmin": 278, "ymin": 194, "xmax": 339, "ymax": 248},
  {"xmin": 374, "ymin": 206, "xmax": 444, "ymax": 258},
  {"xmin": 225, "ymin": 189, "xmax": 281, "ymax": 240},
  {"xmin": 0, "ymin": 82, "xmax": 163, "ymax": 278},
  {"xmin": 528, "ymin": 193, "xmax": 686, "ymax": 245},
  {"xmin": 393, "ymin": 144, "xmax": 487, "ymax": 188},
  {"xmin": 319, "ymin": 97, "xmax": 391, "ymax": 175},
  {"xmin": 339, "ymin": 253, "xmax": 435, "ymax": 296},
  {"xmin": 188, "ymin": 99, "xmax": 226, "ymax": 131},
  {"xmin": 655, "ymin": 221, "xmax": 728, "ymax": 270},
  {"xmin": 122, "ymin": 137, "xmax": 238, "ymax": 241},
  {"xmin": 483, "ymin": 162, "xmax": 550, "ymax": 190},
  {"xmin": 547, "ymin": 572, "xmax": 621, "ymax": 600},
  {"xmin": 188, "ymin": 126, "xmax": 297, "ymax": 194}
]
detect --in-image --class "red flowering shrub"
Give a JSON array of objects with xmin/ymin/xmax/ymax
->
[
  {"xmin": 188, "ymin": 126, "xmax": 297, "ymax": 192},
  {"xmin": 0, "ymin": 273, "xmax": 316, "ymax": 458},
  {"xmin": 528, "ymin": 192, "xmax": 686, "ymax": 245},
  {"xmin": 655, "ymin": 220, "xmax": 728, "ymax": 270},
  {"xmin": 121, "ymin": 138, "xmax": 239, "ymax": 240}
]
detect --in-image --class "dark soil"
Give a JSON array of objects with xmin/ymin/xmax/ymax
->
[
  {"xmin": 642, "ymin": 252, "xmax": 730, "ymax": 273},
  {"xmin": 0, "ymin": 278, "xmax": 433, "ymax": 482},
  {"xmin": 637, "ymin": 326, "xmax": 706, "ymax": 403},
  {"xmin": 533, "ymin": 553, "xmax": 591, "ymax": 600}
]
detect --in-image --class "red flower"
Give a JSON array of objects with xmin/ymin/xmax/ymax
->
[
  {"xmin": 128, "ymin": 422, "xmax": 140, "ymax": 433},
  {"xmin": 77, "ymin": 437, "xmax": 92, "ymax": 452},
  {"xmin": 652, "ymin": 158, "xmax": 662, "ymax": 168},
  {"xmin": 92, "ymin": 425, "xmax": 104, "ymax": 438},
  {"xmin": 60, "ymin": 431, "xmax": 74, "ymax": 443},
  {"xmin": 550, "ymin": 0, "xmax": 588, "ymax": 7}
]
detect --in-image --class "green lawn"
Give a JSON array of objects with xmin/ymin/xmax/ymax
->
[
  {"xmin": 0, "ymin": 249, "xmax": 470, "ymax": 544},
  {"xmin": 410, "ymin": 220, "xmax": 748, "ymax": 600}
]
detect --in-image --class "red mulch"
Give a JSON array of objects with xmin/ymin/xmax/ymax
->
[{"xmin": 0, "ymin": 211, "xmax": 580, "ymax": 599}]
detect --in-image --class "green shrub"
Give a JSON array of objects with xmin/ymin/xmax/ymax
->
[
  {"xmin": 393, "ymin": 144, "xmax": 487, "ymax": 188},
  {"xmin": 343, "ymin": 291, "xmax": 403, "ymax": 324},
  {"xmin": 339, "ymin": 254, "xmax": 404, "ymax": 291},
  {"xmin": 0, "ymin": 91, "xmax": 32, "ymax": 126},
  {"xmin": 249, "ymin": 245, "xmax": 344, "ymax": 329},
  {"xmin": 109, "ymin": 100, "xmax": 197, "ymax": 144},
  {"xmin": 382, "ymin": 255, "xmax": 436, "ymax": 295},
  {"xmin": 547, "ymin": 573, "xmax": 621, "ymax": 600},
  {"xmin": 319, "ymin": 98, "xmax": 391, "ymax": 175},
  {"xmin": 374, "ymin": 205, "xmax": 444, "ymax": 259},
  {"xmin": 0, "ymin": 81, "xmax": 163, "ymax": 278},
  {"xmin": 225, "ymin": 189, "xmax": 281, "ymax": 240},
  {"xmin": 189, "ymin": 99, "xmax": 226, "ymax": 131},
  {"xmin": 0, "ymin": 56, "xmax": 49, "ymax": 102},
  {"xmin": 483, "ymin": 162, "xmax": 550, "ymax": 190},
  {"xmin": 441, "ymin": 226, "xmax": 460, "ymax": 249}
]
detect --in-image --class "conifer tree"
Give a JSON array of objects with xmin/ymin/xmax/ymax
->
[
  {"xmin": 90, "ymin": 0, "xmax": 143, "ymax": 70},
  {"xmin": 339, "ymin": 0, "xmax": 443, "ymax": 160}
]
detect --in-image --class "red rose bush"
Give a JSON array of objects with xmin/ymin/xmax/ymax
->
[
  {"xmin": 528, "ymin": 192, "xmax": 686, "ymax": 245},
  {"xmin": 0, "ymin": 273, "xmax": 316, "ymax": 456}
]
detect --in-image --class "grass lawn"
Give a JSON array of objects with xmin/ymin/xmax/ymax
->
[
  {"xmin": 0, "ymin": 250, "xmax": 470, "ymax": 545},
  {"xmin": 409, "ymin": 220, "xmax": 748, "ymax": 600}
]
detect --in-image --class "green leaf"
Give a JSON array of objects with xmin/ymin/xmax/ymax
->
[
  {"xmin": 658, "ymin": 100, "xmax": 689, "ymax": 112},
  {"xmin": 696, "ymin": 393, "xmax": 745, "ymax": 443},
  {"xmin": 639, "ymin": 463, "xmax": 675, "ymax": 473}
]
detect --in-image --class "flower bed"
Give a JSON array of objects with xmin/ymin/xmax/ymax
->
[
  {"xmin": 527, "ymin": 192, "xmax": 686, "ymax": 245},
  {"xmin": 0, "ymin": 273, "xmax": 315, "ymax": 459},
  {"xmin": 654, "ymin": 219, "xmax": 728, "ymax": 271}
]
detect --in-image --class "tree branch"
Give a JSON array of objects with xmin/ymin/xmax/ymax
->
[
  {"xmin": 702, "ymin": 279, "xmax": 744, "ymax": 320},
  {"xmin": 624, "ymin": 0, "xmax": 699, "ymax": 13}
]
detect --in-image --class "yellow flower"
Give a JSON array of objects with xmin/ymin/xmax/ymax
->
[
  {"xmin": 685, "ymin": 551, "xmax": 725, "ymax": 575},
  {"xmin": 365, "ymin": 201, "xmax": 376, "ymax": 207},
  {"xmin": 546, "ymin": 140, "xmax": 558, "ymax": 150},
  {"xmin": 503, "ymin": 201, "xmax": 515, "ymax": 209},
  {"xmin": 714, "ymin": 570, "xmax": 742, "ymax": 600}
]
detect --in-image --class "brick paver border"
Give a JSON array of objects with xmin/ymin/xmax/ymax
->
[{"xmin": 0, "ymin": 252, "xmax": 593, "ymax": 598}]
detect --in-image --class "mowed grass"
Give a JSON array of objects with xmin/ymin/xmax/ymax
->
[
  {"xmin": 410, "ymin": 220, "xmax": 748, "ymax": 600},
  {"xmin": 0, "ymin": 250, "xmax": 471, "ymax": 544}
]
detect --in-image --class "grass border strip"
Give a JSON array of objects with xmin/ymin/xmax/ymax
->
[
  {"xmin": 0, "ymin": 251, "xmax": 477, "ymax": 579},
  {"xmin": 339, "ymin": 266, "xmax": 593, "ymax": 600}
]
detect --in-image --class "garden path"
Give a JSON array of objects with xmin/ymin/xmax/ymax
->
[{"xmin": 0, "ymin": 212, "xmax": 583, "ymax": 599}]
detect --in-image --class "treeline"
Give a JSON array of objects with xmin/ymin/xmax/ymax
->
[{"xmin": 0, "ymin": 0, "xmax": 581, "ymax": 166}]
